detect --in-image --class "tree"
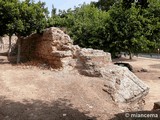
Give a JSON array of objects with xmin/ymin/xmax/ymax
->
[
  {"xmin": 107, "ymin": 4, "xmax": 140, "ymax": 59},
  {"xmin": 0, "ymin": 0, "xmax": 49, "ymax": 63},
  {"xmin": 107, "ymin": 0, "xmax": 159, "ymax": 59},
  {"xmin": 0, "ymin": 0, "xmax": 20, "ymax": 56},
  {"xmin": 15, "ymin": 0, "xmax": 48, "ymax": 63},
  {"xmin": 142, "ymin": 0, "xmax": 160, "ymax": 50},
  {"xmin": 69, "ymin": 5, "xmax": 109, "ymax": 50}
]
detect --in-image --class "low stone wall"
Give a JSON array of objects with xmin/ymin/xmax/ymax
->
[
  {"xmin": 19, "ymin": 27, "xmax": 80, "ymax": 68},
  {"xmin": 19, "ymin": 27, "xmax": 111, "ymax": 69},
  {"xmin": 20, "ymin": 34, "xmax": 41, "ymax": 59},
  {"xmin": 76, "ymin": 48, "xmax": 112, "ymax": 77}
]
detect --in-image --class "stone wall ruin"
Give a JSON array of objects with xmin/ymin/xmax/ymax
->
[
  {"xmin": 11, "ymin": 27, "xmax": 149, "ymax": 105},
  {"xmin": 18, "ymin": 27, "xmax": 80, "ymax": 68}
]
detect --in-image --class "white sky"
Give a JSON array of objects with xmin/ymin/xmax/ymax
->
[{"xmin": 35, "ymin": 0, "xmax": 98, "ymax": 13}]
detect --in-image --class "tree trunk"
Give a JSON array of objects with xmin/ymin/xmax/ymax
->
[
  {"xmin": 129, "ymin": 50, "xmax": 132, "ymax": 60},
  {"xmin": 8, "ymin": 35, "xmax": 12, "ymax": 57},
  {"xmin": 0, "ymin": 36, "xmax": 4, "ymax": 52},
  {"xmin": 17, "ymin": 37, "xmax": 21, "ymax": 64}
]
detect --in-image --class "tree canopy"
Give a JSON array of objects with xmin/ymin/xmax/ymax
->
[
  {"xmin": 0, "ymin": 0, "xmax": 48, "ymax": 37},
  {"xmin": 107, "ymin": 3, "xmax": 152, "ymax": 58}
]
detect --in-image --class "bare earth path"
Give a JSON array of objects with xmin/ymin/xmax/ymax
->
[{"xmin": 0, "ymin": 55, "xmax": 160, "ymax": 120}]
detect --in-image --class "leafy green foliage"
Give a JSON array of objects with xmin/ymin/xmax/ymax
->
[
  {"xmin": 107, "ymin": 0, "xmax": 160, "ymax": 58},
  {"xmin": 0, "ymin": 0, "xmax": 19, "ymax": 36},
  {"xmin": 49, "ymin": 4, "xmax": 110, "ymax": 50},
  {"xmin": 0, "ymin": 0, "xmax": 48, "ymax": 37},
  {"xmin": 67, "ymin": 5, "xmax": 109, "ymax": 49},
  {"xmin": 143, "ymin": 0, "xmax": 160, "ymax": 49},
  {"xmin": 17, "ymin": 0, "xmax": 48, "ymax": 36},
  {"xmin": 108, "ymin": 4, "xmax": 148, "ymax": 56}
]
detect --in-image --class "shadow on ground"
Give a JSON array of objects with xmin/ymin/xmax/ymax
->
[
  {"xmin": 110, "ymin": 110, "xmax": 160, "ymax": 120},
  {"xmin": 0, "ymin": 58, "xmax": 10, "ymax": 64},
  {"xmin": 0, "ymin": 52, "xmax": 8, "ymax": 56},
  {"xmin": 0, "ymin": 96, "xmax": 97, "ymax": 120},
  {"xmin": 112, "ymin": 57, "xmax": 137, "ymax": 63},
  {"xmin": 0, "ymin": 52, "xmax": 16, "ymax": 64}
]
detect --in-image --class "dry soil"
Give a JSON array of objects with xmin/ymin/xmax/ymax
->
[{"xmin": 0, "ymin": 55, "xmax": 160, "ymax": 120}]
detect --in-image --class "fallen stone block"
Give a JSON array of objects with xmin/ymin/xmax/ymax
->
[{"xmin": 103, "ymin": 65, "xmax": 149, "ymax": 103}]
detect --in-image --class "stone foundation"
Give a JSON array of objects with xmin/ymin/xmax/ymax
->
[{"xmin": 76, "ymin": 48, "xmax": 112, "ymax": 77}]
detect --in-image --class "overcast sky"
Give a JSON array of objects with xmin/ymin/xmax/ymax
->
[{"xmin": 35, "ymin": 0, "xmax": 98, "ymax": 13}]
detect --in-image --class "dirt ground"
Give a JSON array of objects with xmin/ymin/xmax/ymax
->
[
  {"xmin": 0, "ymin": 55, "xmax": 160, "ymax": 120},
  {"xmin": 0, "ymin": 55, "xmax": 119, "ymax": 120}
]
